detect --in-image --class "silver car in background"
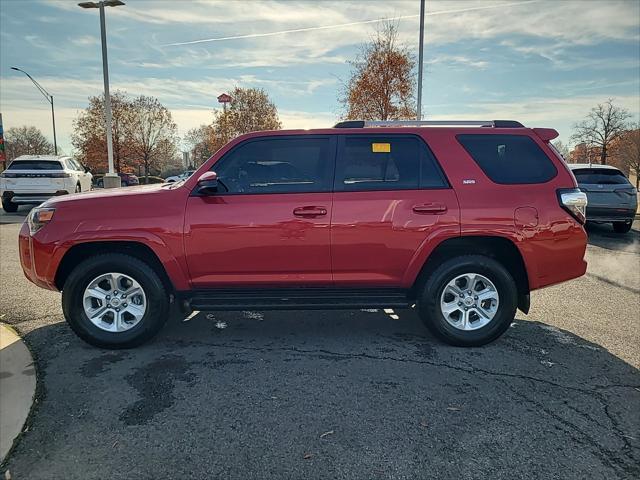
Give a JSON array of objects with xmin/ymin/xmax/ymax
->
[{"xmin": 569, "ymin": 164, "xmax": 637, "ymax": 233}]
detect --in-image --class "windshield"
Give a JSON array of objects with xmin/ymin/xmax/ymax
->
[
  {"xmin": 573, "ymin": 168, "xmax": 630, "ymax": 185},
  {"xmin": 7, "ymin": 160, "xmax": 63, "ymax": 170}
]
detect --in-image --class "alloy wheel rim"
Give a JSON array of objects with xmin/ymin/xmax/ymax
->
[
  {"xmin": 440, "ymin": 273, "xmax": 499, "ymax": 331},
  {"xmin": 82, "ymin": 272, "xmax": 147, "ymax": 333}
]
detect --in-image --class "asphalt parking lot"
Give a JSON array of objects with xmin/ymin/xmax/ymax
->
[{"xmin": 0, "ymin": 208, "xmax": 638, "ymax": 480}]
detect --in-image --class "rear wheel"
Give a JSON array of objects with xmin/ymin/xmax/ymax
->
[
  {"xmin": 612, "ymin": 221, "xmax": 632, "ymax": 233},
  {"xmin": 62, "ymin": 254, "xmax": 170, "ymax": 348},
  {"xmin": 2, "ymin": 199, "xmax": 18, "ymax": 213},
  {"xmin": 417, "ymin": 255, "xmax": 518, "ymax": 347},
  {"xmin": 75, "ymin": 183, "xmax": 81, "ymax": 193}
]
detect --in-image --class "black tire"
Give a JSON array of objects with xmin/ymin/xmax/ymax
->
[
  {"xmin": 62, "ymin": 254, "xmax": 170, "ymax": 349},
  {"xmin": 612, "ymin": 221, "xmax": 632, "ymax": 233},
  {"xmin": 2, "ymin": 199, "xmax": 18, "ymax": 213},
  {"xmin": 121, "ymin": 181, "xmax": 127, "ymax": 187},
  {"xmin": 75, "ymin": 183, "xmax": 81, "ymax": 193},
  {"xmin": 417, "ymin": 255, "xmax": 518, "ymax": 347},
  {"xmin": 97, "ymin": 179, "xmax": 104, "ymax": 188}
]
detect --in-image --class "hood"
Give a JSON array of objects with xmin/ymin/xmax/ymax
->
[{"xmin": 43, "ymin": 183, "xmax": 172, "ymax": 207}]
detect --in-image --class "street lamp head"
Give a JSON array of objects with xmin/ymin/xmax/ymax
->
[
  {"xmin": 78, "ymin": 1, "xmax": 124, "ymax": 7},
  {"xmin": 10, "ymin": 67, "xmax": 21, "ymax": 71}
]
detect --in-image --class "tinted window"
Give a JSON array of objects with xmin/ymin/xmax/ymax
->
[
  {"xmin": 457, "ymin": 134, "xmax": 557, "ymax": 184},
  {"xmin": 7, "ymin": 160, "xmax": 63, "ymax": 171},
  {"xmin": 337, "ymin": 136, "xmax": 447, "ymax": 191},
  {"xmin": 214, "ymin": 137, "xmax": 332, "ymax": 194},
  {"xmin": 573, "ymin": 168, "xmax": 630, "ymax": 185}
]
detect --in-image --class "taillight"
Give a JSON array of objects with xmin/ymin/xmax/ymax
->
[
  {"xmin": 50, "ymin": 173, "xmax": 71, "ymax": 178},
  {"xmin": 558, "ymin": 188, "xmax": 587, "ymax": 224},
  {"xmin": 0, "ymin": 172, "xmax": 17, "ymax": 178}
]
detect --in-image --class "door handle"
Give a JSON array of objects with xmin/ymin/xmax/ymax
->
[
  {"xmin": 293, "ymin": 206, "xmax": 327, "ymax": 217},
  {"xmin": 412, "ymin": 203, "xmax": 448, "ymax": 215}
]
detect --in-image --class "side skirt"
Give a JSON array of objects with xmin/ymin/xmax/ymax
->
[{"xmin": 183, "ymin": 287, "xmax": 413, "ymax": 311}]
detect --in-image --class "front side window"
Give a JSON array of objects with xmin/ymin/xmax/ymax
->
[
  {"xmin": 213, "ymin": 137, "xmax": 333, "ymax": 194},
  {"xmin": 457, "ymin": 134, "xmax": 557, "ymax": 184},
  {"xmin": 336, "ymin": 136, "xmax": 447, "ymax": 191}
]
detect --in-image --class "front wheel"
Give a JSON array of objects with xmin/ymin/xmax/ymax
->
[
  {"xmin": 62, "ymin": 254, "xmax": 170, "ymax": 348},
  {"xmin": 612, "ymin": 221, "xmax": 632, "ymax": 233},
  {"xmin": 417, "ymin": 255, "xmax": 518, "ymax": 347}
]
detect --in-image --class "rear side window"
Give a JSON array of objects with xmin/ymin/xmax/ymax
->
[
  {"xmin": 7, "ymin": 160, "xmax": 63, "ymax": 171},
  {"xmin": 336, "ymin": 136, "xmax": 447, "ymax": 191},
  {"xmin": 572, "ymin": 169, "xmax": 630, "ymax": 185},
  {"xmin": 214, "ymin": 136, "xmax": 333, "ymax": 194},
  {"xmin": 457, "ymin": 134, "xmax": 557, "ymax": 184}
]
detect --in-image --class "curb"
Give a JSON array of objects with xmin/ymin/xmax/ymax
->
[{"xmin": 0, "ymin": 323, "xmax": 36, "ymax": 463}]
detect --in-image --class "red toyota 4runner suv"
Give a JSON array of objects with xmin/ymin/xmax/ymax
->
[{"xmin": 19, "ymin": 120, "xmax": 588, "ymax": 349}]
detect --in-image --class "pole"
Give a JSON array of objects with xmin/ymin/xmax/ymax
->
[
  {"xmin": 50, "ymin": 96, "xmax": 58, "ymax": 155},
  {"xmin": 99, "ymin": 2, "xmax": 118, "ymax": 188},
  {"xmin": 416, "ymin": 0, "xmax": 425, "ymax": 120}
]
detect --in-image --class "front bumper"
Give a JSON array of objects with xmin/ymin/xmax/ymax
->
[{"xmin": 19, "ymin": 223, "xmax": 60, "ymax": 290}]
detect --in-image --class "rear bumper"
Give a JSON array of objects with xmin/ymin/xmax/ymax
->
[
  {"xmin": 3, "ymin": 190, "xmax": 69, "ymax": 205},
  {"xmin": 586, "ymin": 206, "xmax": 636, "ymax": 222}
]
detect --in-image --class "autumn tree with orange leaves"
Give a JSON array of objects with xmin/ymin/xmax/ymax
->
[{"xmin": 341, "ymin": 22, "xmax": 416, "ymax": 121}]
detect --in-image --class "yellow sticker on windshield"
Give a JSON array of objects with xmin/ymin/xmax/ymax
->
[{"xmin": 372, "ymin": 143, "xmax": 391, "ymax": 153}]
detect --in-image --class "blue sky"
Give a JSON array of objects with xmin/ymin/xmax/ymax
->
[{"xmin": 1, "ymin": 0, "xmax": 639, "ymax": 155}]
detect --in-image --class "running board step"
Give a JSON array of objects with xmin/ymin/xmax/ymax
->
[{"xmin": 188, "ymin": 288, "xmax": 412, "ymax": 311}]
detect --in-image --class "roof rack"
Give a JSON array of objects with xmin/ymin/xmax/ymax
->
[{"xmin": 333, "ymin": 120, "xmax": 524, "ymax": 128}]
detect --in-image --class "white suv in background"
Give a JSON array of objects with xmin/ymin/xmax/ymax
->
[{"xmin": 0, "ymin": 155, "xmax": 92, "ymax": 212}]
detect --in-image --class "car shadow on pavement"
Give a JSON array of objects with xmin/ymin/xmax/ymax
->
[
  {"xmin": 4, "ymin": 309, "xmax": 639, "ymax": 480},
  {"xmin": 586, "ymin": 221, "xmax": 639, "ymax": 251}
]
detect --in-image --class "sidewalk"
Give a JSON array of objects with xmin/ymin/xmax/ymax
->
[{"xmin": 0, "ymin": 323, "xmax": 36, "ymax": 462}]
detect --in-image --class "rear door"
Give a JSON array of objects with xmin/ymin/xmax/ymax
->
[
  {"xmin": 331, "ymin": 134, "xmax": 459, "ymax": 287},
  {"xmin": 184, "ymin": 135, "xmax": 336, "ymax": 287}
]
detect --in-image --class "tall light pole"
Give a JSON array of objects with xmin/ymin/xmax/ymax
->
[
  {"xmin": 10, "ymin": 67, "xmax": 58, "ymax": 155},
  {"xmin": 416, "ymin": 0, "xmax": 425, "ymax": 120},
  {"xmin": 78, "ymin": 0, "xmax": 124, "ymax": 188}
]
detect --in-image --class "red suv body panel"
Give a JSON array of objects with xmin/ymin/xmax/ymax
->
[{"xmin": 19, "ymin": 126, "xmax": 587, "ymax": 298}]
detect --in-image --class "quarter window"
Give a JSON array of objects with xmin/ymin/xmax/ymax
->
[
  {"xmin": 457, "ymin": 134, "xmax": 557, "ymax": 184},
  {"xmin": 213, "ymin": 137, "xmax": 332, "ymax": 194},
  {"xmin": 336, "ymin": 136, "xmax": 447, "ymax": 191}
]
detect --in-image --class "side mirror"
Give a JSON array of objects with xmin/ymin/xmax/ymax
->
[
  {"xmin": 196, "ymin": 171, "xmax": 219, "ymax": 195},
  {"xmin": 84, "ymin": 166, "xmax": 91, "ymax": 173}
]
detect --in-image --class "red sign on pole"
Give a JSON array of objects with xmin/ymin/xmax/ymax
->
[{"xmin": 217, "ymin": 93, "xmax": 232, "ymax": 104}]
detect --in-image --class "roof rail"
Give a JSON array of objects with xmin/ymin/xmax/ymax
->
[{"xmin": 333, "ymin": 120, "xmax": 524, "ymax": 128}]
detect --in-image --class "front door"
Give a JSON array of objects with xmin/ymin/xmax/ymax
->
[
  {"xmin": 331, "ymin": 134, "xmax": 459, "ymax": 286},
  {"xmin": 184, "ymin": 135, "xmax": 336, "ymax": 288}
]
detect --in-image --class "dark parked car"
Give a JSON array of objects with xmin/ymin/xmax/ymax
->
[
  {"xmin": 94, "ymin": 172, "xmax": 139, "ymax": 188},
  {"xmin": 569, "ymin": 164, "xmax": 637, "ymax": 233}
]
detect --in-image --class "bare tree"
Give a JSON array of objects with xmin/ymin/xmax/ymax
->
[
  {"xmin": 5, "ymin": 126, "xmax": 54, "ymax": 160},
  {"xmin": 129, "ymin": 96, "xmax": 178, "ymax": 181},
  {"xmin": 341, "ymin": 21, "xmax": 416, "ymax": 121},
  {"xmin": 552, "ymin": 140, "xmax": 570, "ymax": 162},
  {"xmin": 571, "ymin": 99, "xmax": 632, "ymax": 165}
]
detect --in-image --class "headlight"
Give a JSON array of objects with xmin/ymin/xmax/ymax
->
[{"xmin": 28, "ymin": 207, "xmax": 56, "ymax": 235}]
